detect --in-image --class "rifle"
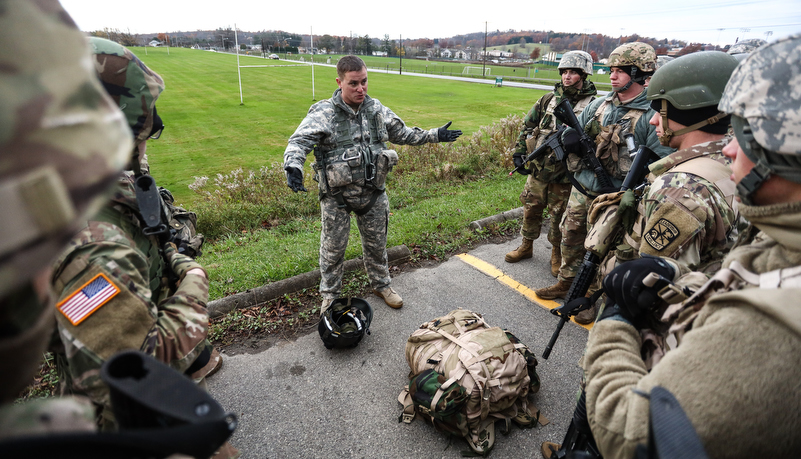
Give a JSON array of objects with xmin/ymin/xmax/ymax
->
[
  {"xmin": 552, "ymin": 98, "xmax": 617, "ymax": 195},
  {"xmin": 2, "ymin": 350, "xmax": 237, "ymax": 458},
  {"xmin": 509, "ymin": 126, "xmax": 567, "ymax": 176},
  {"xmin": 542, "ymin": 143, "xmax": 661, "ymax": 359}
]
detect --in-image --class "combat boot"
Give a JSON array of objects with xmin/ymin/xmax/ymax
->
[
  {"xmin": 374, "ymin": 286, "xmax": 403, "ymax": 308},
  {"xmin": 541, "ymin": 441, "xmax": 561, "ymax": 459},
  {"xmin": 574, "ymin": 304, "xmax": 598, "ymax": 325},
  {"xmin": 549, "ymin": 247, "xmax": 561, "ymax": 277},
  {"xmin": 505, "ymin": 237, "xmax": 534, "ymax": 263},
  {"xmin": 535, "ymin": 278, "xmax": 573, "ymax": 300}
]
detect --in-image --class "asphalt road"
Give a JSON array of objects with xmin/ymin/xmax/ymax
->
[{"xmin": 207, "ymin": 232, "xmax": 592, "ymax": 459}]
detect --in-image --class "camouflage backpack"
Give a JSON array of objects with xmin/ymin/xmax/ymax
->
[{"xmin": 398, "ymin": 309, "xmax": 548, "ymax": 456}]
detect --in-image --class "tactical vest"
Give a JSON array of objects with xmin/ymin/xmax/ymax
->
[
  {"xmin": 624, "ymin": 150, "xmax": 737, "ymax": 253},
  {"xmin": 313, "ymin": 97, "xmax": 389, "ymax": 192},
  {"xmin": 532, "ymin": 93, "xmax": 594, "ymax": 151},
  {"xmin": 569, "ymin": 98, "xmax": 647, "ymax": 179}
]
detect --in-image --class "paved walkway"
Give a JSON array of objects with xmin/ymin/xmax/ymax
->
[{"xmin": 207, "ymin": 234, "xmax": 591, "ymax": 458}]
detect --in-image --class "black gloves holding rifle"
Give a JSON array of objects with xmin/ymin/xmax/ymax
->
[
  {"xmin": 512, "ymin": 152, "xmax": 531, "ymax": 175},
  {"xmin": 438, "ymin": 121, "xmax": 462, "ymax": 142},
  {"xmin": 599, "ymin": 255, "xmax": 676, "ymax": 324},
  {"xmin": 285, "ymin": 166, "xmax": 307, "ymax": 192}
]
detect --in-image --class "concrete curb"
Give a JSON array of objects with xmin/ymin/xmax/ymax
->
[
  {"xmin": 207, "ymin": 245, "xmax": 412, "ymax": 318},
  {"xmin": 469, "ymin": 206, "xmax": 523, "ymax": 231}
]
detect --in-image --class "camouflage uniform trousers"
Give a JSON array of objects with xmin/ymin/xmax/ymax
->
[
  {"xmin": 557, "ymin": 187, "xmax": 598, "ymax": 281},
  {"xmin": 319, "ymin": 190, "xmax": 390, "ymax": 298},
  {"xmin": 519, "ymin": 174, "xmax": 572, "ymax": 245}
]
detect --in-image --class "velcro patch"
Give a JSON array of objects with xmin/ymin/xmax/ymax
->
[
  {"xmin": 56, "ymin": 273, "xmax": 119, "ymax": 326},
  {"xmin": 644, "ymin": 218, "xmax": 680, "ymax": 251}
]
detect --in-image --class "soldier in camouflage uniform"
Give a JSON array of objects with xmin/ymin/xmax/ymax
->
[
  {"xmin": 535, "ymin": 42, "xmax": 674, "ymax": 324},
  {"xmin": 0, "ymin": 0, "xmax": 130, "ymax": 441},
  {"xmin": 48, "ymin": 40, "xmax": 229, "ymax": 453},
  {"xmin": 506, "ymin": 51, "xmax": 597, "ymax": 277},
  {"xmin": 581, "ymin": 34, "xmax": 801, "ymax": 459},
  {"xmin": 283, "ymin": 55, "xmax": 462, "ymax": 314}
]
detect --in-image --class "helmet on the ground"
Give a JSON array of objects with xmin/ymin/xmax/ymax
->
[
  {"xmin": 88, "ymin": 37, "xmax": 165, "ymax": 148},
  {"xmin": 558, "ymin": 51, "xmax": 593, "ymax": 76},
  {"xmin": 727, "ymin": 38, "xmax": 767, "ymax": 55},
  {"xmin": 718, "ymin": 34, "xmax": 801, "ymax": 204},
  {"xmin": 318, "ymin": 298, "xmax": 373, "ymax": 349},
  {"xmin": 608, "ymin": 42, "xmax": 657, "ymax": 89},
  {"xmin": 647, "ymin": 51, "xmax": 739, "ymax": 144}
]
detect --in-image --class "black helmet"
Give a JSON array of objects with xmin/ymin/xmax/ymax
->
[{"xmin": 318, "ymin": 298, "xmax": 373, "ymax": 349}]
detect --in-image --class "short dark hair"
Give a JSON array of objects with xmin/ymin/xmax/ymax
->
[{"xmin": 337, "ymin": 55, "xmax": 366, "ymax": 79}]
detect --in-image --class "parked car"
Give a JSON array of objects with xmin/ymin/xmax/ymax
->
[{"xmin": 269, "ymin": 54, "xmax": 279, "ymax": 59}]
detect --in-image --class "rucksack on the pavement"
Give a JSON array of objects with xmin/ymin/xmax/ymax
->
[{"xmin": 398, "ymin": 309, "xmax": 548, "ymax": 456}]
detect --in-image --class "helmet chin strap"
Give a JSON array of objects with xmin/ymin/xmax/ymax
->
[
  {"xmin": 736, "ymin": 122, "xmax": 773, "ymax": 205},
  {"xmin": 657, "ymin": 100, "xmax": 728, "ymax": 146}
]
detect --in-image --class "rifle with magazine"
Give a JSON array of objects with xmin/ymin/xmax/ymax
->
[
  {"xmin": 542, "ymin": 136, "xmax": 661, "ymax": 360},
  {"xmin": 552, "ymin": 98, "xmax": 617, "ymax": 195},
  {"xmin": 510, "ymin": 125, "xmax": 567, "ymax": 176}
]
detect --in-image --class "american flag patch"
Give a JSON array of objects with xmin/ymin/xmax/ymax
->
[{"xmin": 57, "ymin": 273, "xmax": 120, "ymax": 326}]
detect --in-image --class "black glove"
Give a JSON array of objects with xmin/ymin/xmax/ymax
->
[
  {"xmin": 602, "ymin": 255, "xmax": 676, "ymax": 319},
  {"xmin": 437, "ymin": 121, "xmax": 462, "ymax": 142},
  {"xmin": 562, "ymin": 129, "xmax": 581, "ymax": 154},
  {"xmin": 285, "ymin": 166, "xmax": 307, "ymax": 192},
  {"xmin": 513, "ymin": 152, "xmax": 531, "ymax": 175}
]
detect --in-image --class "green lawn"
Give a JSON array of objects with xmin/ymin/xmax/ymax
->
[
  {"xmin": 131, "ymin": 47, "xmax": 562, "ymax": 300},
  {"xmin": 134, "ymin": 46, "xmax": 550, "ymax": 205}
]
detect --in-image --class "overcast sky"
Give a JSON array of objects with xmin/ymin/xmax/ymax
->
[{"xmin": 60, "ymin": 0, "xmax": 801, "ymax": 48}]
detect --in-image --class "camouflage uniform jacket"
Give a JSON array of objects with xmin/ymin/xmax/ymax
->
[
  {"xmin": 569, "ymin": 90, "xmax": 673, "ymax": 193},
  {"xmin": 583, "ymin": 201, "xmax": 801, "ymax": 458},
  {"xmin": 283, "ymin": 88, "xmax": 439, "ymax": 208},
  {"xmin": 626, "ymin": 140, "xmax": 749, "ymax": 277},
  {"xmin": 50, "ymin": 172, "xmax": 209, "ymax": 428},
  {"xmin": 514, "ymin": 81, "xmax": 597, "ymax": 183}
]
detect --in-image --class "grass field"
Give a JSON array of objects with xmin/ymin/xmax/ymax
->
[
  {"xmin": 130, "ymin": 47, "xmax": 568, "ymax": 300},
  {"xmin": 133, "ymin": 46, "xmax": 555, "ymax": 205}
]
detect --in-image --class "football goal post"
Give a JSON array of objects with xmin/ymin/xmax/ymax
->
[{"xmin": 462, "ymin": 66, "xmax": 490, "ymax": 76}]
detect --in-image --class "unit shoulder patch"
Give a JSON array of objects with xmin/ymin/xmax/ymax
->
[{"xmin": 644, "ymin": 218, "xmax": 680, "ymax": 251}]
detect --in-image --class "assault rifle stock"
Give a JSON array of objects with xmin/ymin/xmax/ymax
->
[
  {"xmin": 509, "ymin": 126, "xmax": 567, "ymax": 176},
  {"xmin": 542, "ymin": 145, "xmax": 661, "ymax": 359},
  {"xmin": 552, "ymin": 98, "xmax": 616, "ymax": 194}
]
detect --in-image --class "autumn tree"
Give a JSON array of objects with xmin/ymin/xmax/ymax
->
[{"xmin": 530, "ymin": 48, "xmax": 541, "ymax": 60}]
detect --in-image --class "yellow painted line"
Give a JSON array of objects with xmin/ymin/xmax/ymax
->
[{"xmin": 455, "ymin": 253, "xmax": 593, "ymax": 331}]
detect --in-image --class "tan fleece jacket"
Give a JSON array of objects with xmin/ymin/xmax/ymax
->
[{"xmin": 584, "ymin": 201, "xmax": 801, "ymax": 458}]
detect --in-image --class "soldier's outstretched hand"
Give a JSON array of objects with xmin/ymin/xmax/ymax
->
[
  {"xmin": 437, "ymin": 121, "xmax": 462, "ymax": 142},
  {"xmin": 285, "ymin": 166, "xmax": 307, "ymax": 192}
]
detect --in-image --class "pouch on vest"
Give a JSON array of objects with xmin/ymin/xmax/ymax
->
[
  {"xmin": 372, "ymin": 149, "xmax": 398, "ymax": 191},
  {"xmin": 325, "ymin": 146, "xmax": 363, "ymax": 189}
]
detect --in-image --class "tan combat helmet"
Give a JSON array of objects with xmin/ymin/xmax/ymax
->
[
  {"xmin": 558, "ymin": 50, "xmax": 594, "ymax": 76},
  {"xmin": 0, "ymin": 0, "xmax": 131, "ymax": 404},
  {"xmin": 607, "ymin": 42, "xmax": 657, "ymax": 91}
]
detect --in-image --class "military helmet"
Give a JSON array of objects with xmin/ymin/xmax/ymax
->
[
  {"xmin": 719, "ymin": 34, "xmax": 801, "ymax": 203},
  {"xmin": 727, "ymin": 38, "xmax": 767, "ymax": 55},
  {"xmin": 318, "ymin": 298, "xmax": 373, "ymax": 349},
  {"xmin": 655, "ymin": 55, "xmax": 674, "ymax": 69},
  {"xmin": 88, "ymin": 37, "xmax": 165, "ymax": 147},
  {"xmin": 647, "ymin": 51, "xmax": 738, "ymax": 145},
  {"xmin": 648, "ymin": 51, "xmax": 739, "ymax": 110},
  {"xmin": 558, "ymin": 50, "xmax": 594, "ymax": 75},
  {"xmin": 608, "ymin": 42, "xmax": 657, "ymax": 73}
]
